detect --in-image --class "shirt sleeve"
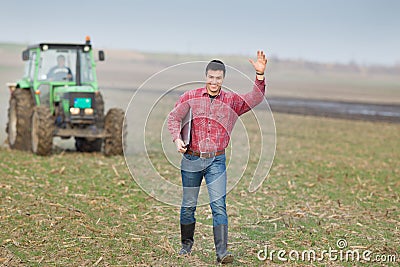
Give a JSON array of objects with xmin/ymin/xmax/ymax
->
[
  {"xmin": 167, "ymin": 92, "xmax": 190, "ymax": 142},
  {"xmin": 231, "ymin": 77, "xmax": 266, "ymax": 116}
]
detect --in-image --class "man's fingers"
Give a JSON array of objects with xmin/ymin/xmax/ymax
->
[
  {"xmin": 259, "ymin": 51, "xmax": 265, "ymax": 59},
  {"xmin": 178, "ymin": 146, "xmax": 187, "ymax": 153},
  {"xmin": 257, "ymin": 50, "xmax": 266, "ymax": 63},
  {"xmin": 175, "ymin": 139, "xmax": 187, "ymax": 153},
  {"xmin": 258, "ymin": 51, "xmax": 267, "ymax": 65},
  {"xmin": 250, "ymin": 51, "xmax": 268, "ymax": 71}
]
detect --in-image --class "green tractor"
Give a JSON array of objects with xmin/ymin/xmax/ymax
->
[{"xmin": 6, "ymin": 37, "xmax": 126, "ymax": 156}]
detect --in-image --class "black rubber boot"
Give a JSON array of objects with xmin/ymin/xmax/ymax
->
[
  {"xmin": 213, "ymin": 224, "xmax": 233, "ymax": 264},
  {"xmin": 178, "ymin": 222, "xmax": 195, "ymax": 255}
]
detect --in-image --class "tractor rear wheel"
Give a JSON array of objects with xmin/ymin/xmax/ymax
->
[
  {"xmin": 31, "ymin": 106, "xmax": 54, "ymax": 156},
  {"xmin": 104, "ymin": 108, "xmax": 126, "ymax": 156},
  {"xmin": 95, "ymin": 92, "xmax": 105, "ymax": 128},
  {"xmin": 6, "ymin": 88, "xmax": 34, "ymax": 150}
]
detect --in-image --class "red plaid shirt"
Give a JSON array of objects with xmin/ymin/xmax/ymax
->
[{"xmin": 168, "ymin": 78, "xmax": 266, "ymax": 152}]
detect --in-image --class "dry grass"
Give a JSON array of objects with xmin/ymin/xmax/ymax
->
[{"xmin": 1, "ymin": 113, "xmax": 399, "ymax": 266}]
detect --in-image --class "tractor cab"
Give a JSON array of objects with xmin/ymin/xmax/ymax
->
[{"xmin": 20, "ymin": 37, "xmax": 104, "ymax": 110}]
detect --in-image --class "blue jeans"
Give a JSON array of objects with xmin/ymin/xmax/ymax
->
[{"xmin": 180, "ymin": 153, "xmax": 228, "ymax": 227}]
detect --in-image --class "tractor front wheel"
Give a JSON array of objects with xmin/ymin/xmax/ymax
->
[
  {"xmin": 31, "ymin": 106, "xmax": 54, "ymax": 156},
  {"xmin": 104, "ymin": 108, "xmax": 126, "ymax": 156}
]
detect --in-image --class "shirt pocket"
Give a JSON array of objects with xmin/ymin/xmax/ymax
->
[
  {"xmin": 215, "ymin": 113, "xmax": 229, "ymax": 128},
  {"xmin": 216, "ymin": 113, "xmax": 226, "ymax": 120},
  {"xmin": 193, "ymin": 110, "xmax": 206, "ymax": 119}
]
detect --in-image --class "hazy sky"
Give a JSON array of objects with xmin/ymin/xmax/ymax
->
[{"xmin": 1, "ymin": 0, "xmax": 399, "ymax": 65}]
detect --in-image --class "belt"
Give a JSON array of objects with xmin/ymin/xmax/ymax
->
[{"xmin": 185, "ymin": 149, "xmax": 225, "ymax": 158}]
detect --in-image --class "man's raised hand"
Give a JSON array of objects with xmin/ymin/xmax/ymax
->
[{"xmin": 249, "ymin": 50, "xmax": 267, "ymax": 75}]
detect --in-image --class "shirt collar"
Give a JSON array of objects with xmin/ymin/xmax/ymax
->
[{"xmin": 201, "ymin": 87, "xmax": 224, "ymax": 98}]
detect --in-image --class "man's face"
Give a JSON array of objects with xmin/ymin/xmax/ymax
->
[
  {"xmin": 206, "ymin": 70, "xmax": 224, "ymax": 95},
  {"xmin": 57, "ymin": 57, "xmax": 65, "ymax": 67}
]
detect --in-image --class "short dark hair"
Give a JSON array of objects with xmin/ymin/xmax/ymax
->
[{"xmin": 205, "ymin": 59, "xmax": 226, "ymax": 77}]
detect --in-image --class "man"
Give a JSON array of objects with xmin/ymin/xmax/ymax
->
[
  {"xmin": 167, "ymin": 51, "xmax": 267, "ymax": 264},
  {"xmin": 47, "ymin": 55, "xmax": 73, "ymax": 81}
]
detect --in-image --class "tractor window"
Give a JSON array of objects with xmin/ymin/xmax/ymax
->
[
  {"xmin": 23, "ymin": 52, "xmax": 36, "ymax": 81},
  {"xmin": 23, "ymin": 55, "xmax": 30, "ymax": 78},
  {"xmin": 80, "ymin": 52, "xmax": 95, "ymax": 83},
  {"xmin": 29, "ymin": 53, "xmax": 36, "ymax": 80},
  {"xmin": 38, "ymin": 49, "xmax": 77, "ymax": 82}
]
